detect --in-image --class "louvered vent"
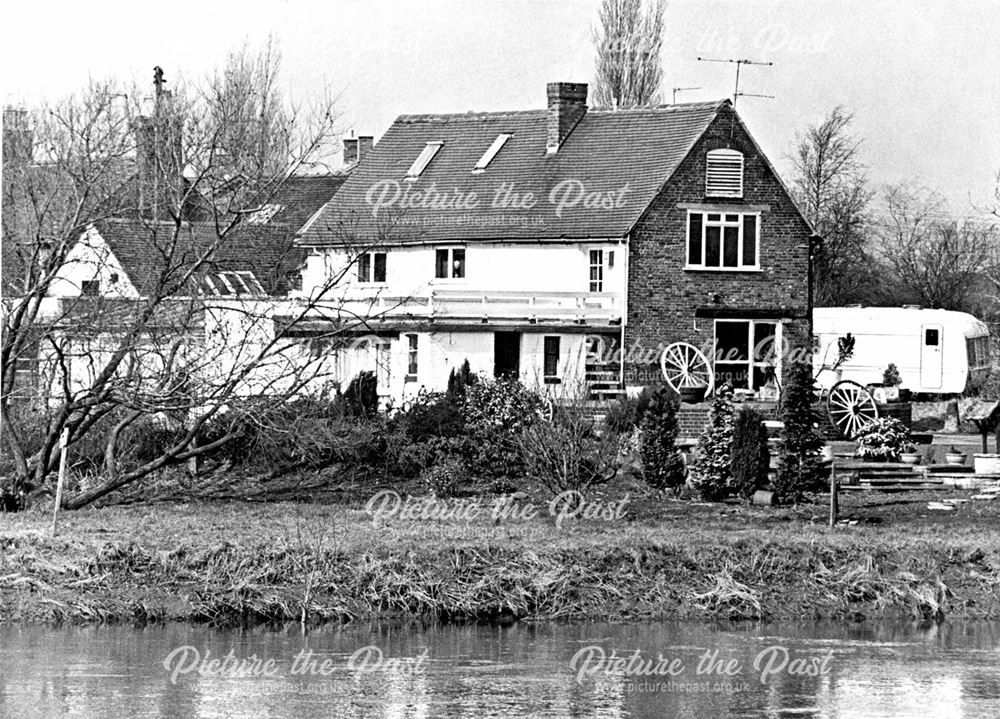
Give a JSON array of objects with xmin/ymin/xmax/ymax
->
[{"xmin": 705, "ymin": 149, "xmax": 744, "ymax": 198}]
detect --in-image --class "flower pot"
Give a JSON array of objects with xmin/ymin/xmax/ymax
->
[
  {"xmin": 973, "ymin": 453, "xmax": 1000, "ymax": 475},
  {"xmin": 884, "ymin": 386, "xmax": 900, "ymax": 402},
  {"xmin": 945, "ymin": 453, "xmax": 967, "ymax": 466},
  {"xmin": 900, "ymin": 453, "xmax": 921, "ymax": 465},
  {"xmin": 679, "ymin": 386, "xmax": 707, "ymax": 404}
]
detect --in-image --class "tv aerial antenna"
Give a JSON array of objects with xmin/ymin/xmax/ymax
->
[
  {"xmin": 696, "ymin": 57, "xmax": 774, "ymax": 105},
  {"xmin": 671, "ymin": 86, "xmax": 702, "ymax": 104}
]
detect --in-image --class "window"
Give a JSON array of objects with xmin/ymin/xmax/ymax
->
[
  {"xmin": 925, "ymin": 328, "xmax": 940, "ymax": 346},
  {"xmin": 406, "ymin": 334, "xmax": 419, "ymax": 380},
  {"xmin": 686, "ymin": 211, "xmax": 759, "ymax": 270},
  {"xmin": 246, "ymin": 203, "xmax": 283, "ymax": 225},
  {"xmin": 80, "ymin": 280, "xmax": 99, "ymax": 296},
  {"xmin": 589, "ymin": 250, "xmax": 604, "ymax": 292},
  {"xmin": 705, "ymin": 149, "xmax": 744, "ymax": 198},
  {"xmin": 200, "ymin": 271, "xmax": 266, "ymax": 296},
  {"xmin": 714, "ymin": 320, "xmax": 779, "ymax": 391},
  {"xmin": 406, "ymin": 141, "xmax": 443, "ymax": 180},
  {"xmin": 357, "ymin": 252, "xmax": 387, "ymax": 283},
  {"xmin": 967, "ymin": 335, "xmax": 990, "ymax": 369},
  {"xmin": 435, "ymin": 248, "xmax": 465, "ymax": 279},
  {"xmin": 473, "ymin": 134, "xmax": 512, "ymax": 173},
  {"xmin": 543, "ymin": 336, "xmax": 561, "ymax": 382}
]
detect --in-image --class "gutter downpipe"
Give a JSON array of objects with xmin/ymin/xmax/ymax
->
[{"xmin": 620, "ymin": 234, "xmax": 630, "ymax": 393}]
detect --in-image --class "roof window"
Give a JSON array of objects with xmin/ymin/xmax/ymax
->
[
  {"xmin": 473, "ymin": 134, "xmax": 512, "ymax": 173},
  {"xmin": 406, "ymin": 141, "xmax": 443, "ymax": 180}
]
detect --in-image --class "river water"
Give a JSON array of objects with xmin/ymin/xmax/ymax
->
[{"xmin": 2, "ymin": 619, "xmax": 999, "ymax": 718}]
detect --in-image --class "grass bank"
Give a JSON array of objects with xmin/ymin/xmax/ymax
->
[{"xmin": 4, "ymin": 487, "xmax": 1000, "ymax": 626}]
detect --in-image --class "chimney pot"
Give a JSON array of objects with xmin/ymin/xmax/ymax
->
[
  {"xmin": 546, "ymin": 82, "xmax": 588, "ymax": 153},
  {"xmin": 343, "ymin": 137, "xmax": 359, "ymax": 165}
]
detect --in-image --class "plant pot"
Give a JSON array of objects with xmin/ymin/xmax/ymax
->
[
  {"xmin": 945, "ymin": 453, "xmax": 967, "ymax": 466},
  {"xmin": 679, "ymin": 386, "xmax": 707, "ymax": 404},
  {"xmin": 973, "ymin": 453, "xmax": 1000, "ymax": 475},
  {"xmin": 898, "ymin": 388, "xmax": 912, "ymax": 402},
  {"xmin": 884, "ymin": 386, "xmax": 900, "ymax": 402},
  {"xmin": 900, "ymin": 453, "xmax": 921, "ymax": 465}
]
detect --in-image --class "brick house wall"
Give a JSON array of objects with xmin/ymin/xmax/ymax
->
[{"xmin": 624, "ymin": 103, "xmax": 814, "ymax": 388}]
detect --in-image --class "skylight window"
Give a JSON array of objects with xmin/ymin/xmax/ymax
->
[
  {"xmin": 406, "ymin": 141, "xmax": 443, "ymax": 180},
  {"xmin": 473, "ymin": 134, "xmax": 512, "ymax": 173}
]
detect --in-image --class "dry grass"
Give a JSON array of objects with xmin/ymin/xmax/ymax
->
[{"xmin": 3, "ymin": 492, "xmax": 1000, "ymax": 626}]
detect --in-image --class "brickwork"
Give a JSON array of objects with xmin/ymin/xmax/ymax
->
[{"xmin": 624, "ymin": 104, "xmax": 813, "ymax": 387}]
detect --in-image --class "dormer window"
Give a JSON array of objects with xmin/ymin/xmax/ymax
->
[
  {"xmin": 473, "ymin": 134, "xmax": 512, "ymax": 173},
  {"xmin": 705, "ymin": 149, "xmax": 744, "ymax": 198},
  {"xmin": 406, "ymin": 141, "xmax": 443, "ymax": 180}
]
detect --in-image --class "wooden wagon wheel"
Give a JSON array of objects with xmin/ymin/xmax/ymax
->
[
  {"xmin": 827, "ymin": 380, "xmax": 879, "ymax": 438},
  {"xmin": 660, "ymin": 342, "xmax": 715, "ymax": 394}
]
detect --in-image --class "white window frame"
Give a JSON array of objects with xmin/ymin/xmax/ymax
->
[
  {"xmin": 543, "ymin": 336, "xmax": 561, "ymax": 383},
  {"xmin": 434, "ymin": 246, "xmax": 466, "ymax": 281},
  {"xmin": 685, "ymin": 210, "xmax": 761, "ymax": 271},
  {"xmin": 473, "ymin": 133, "xmax": 512, "ymax": 173},
  {"xmin": 356, "ymin": 251, "xmax": 387, "ymax": 285},
  {"xmin": 705, "ymin": 148, "xmax": 744, "ymax": 198},
  {"xmin": 713, "ymin": 319, "xmax": 782, "ymax": 392},
  {"xmin": 406, "ymin": 141, "xmax": 443, "ymax": 180},
  {"xmin": 589, "ymin": 249, "xmax": 604, "ymax": 292},
  {"xmin": 405, "ymin": 333, "xmax": 419, "ymax": 382}
]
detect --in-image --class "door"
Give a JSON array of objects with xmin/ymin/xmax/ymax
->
[
  {"xmin": 494, "ymin": 332, "xmax": 521, "ymax": 378},
  {"xmin": 920, "ymin": 324, "xmax": 943, "ymax": 389}
]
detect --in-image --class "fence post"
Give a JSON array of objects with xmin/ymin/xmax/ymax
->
[
  {"xmin": 828, "ymin": 457, "xmax": 838, "ymax": 528},
  {"xmin": 51, "ymin": 427, "xmax": 69, "ymax": 538}
]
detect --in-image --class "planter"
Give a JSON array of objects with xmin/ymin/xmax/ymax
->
[
  {"xmin": 679, "ymin": 386, "xmax": 707, "ymax": 404},
  {"xmin": 883, "ymin": 386, "xmax": 900, "ymax": 402},
  {"xmin": 974, "ymin": 454, "xmax": 1000, "ymax": 475},
  {"xmin": 900, "ymin": 453, "xmax": 921, "ymax": 465},
  {"xmin": 898, "ymin": 388, "xmax": 912, "ymax": 402},
  {"xmin": 945, "ymin": 452, "xmax": 967, "ymax": 466}
]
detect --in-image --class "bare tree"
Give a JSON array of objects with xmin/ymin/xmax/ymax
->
[
  {"xmin": 0, "ymin": 42, "xmax": 383, "ymax": 509},
  {"xmin": 877, "ymin": 184, "xmax": 998, "ymax": 314},
  {"xmin": 790, "ymin": 107, "xmax": 875, "ymax": 306},
  {"xmin": 592, "ymin": 0, "xmax": 666, "ymax": 108}
]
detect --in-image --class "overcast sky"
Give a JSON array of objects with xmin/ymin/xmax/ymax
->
[{"xmin": 2, "ymin": 0, "xmax": 998, "ymax": 215}]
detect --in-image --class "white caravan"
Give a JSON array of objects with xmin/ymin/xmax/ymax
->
[{"xmin": 813, "ymin": 307, "xmax": 991, "ymax": 394}]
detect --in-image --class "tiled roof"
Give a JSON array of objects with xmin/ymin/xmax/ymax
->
[
  {"xmin": 257, "ymin": 174, "xmax": 349, "ymax": 233},
  {"xmin": 93, "ymin": 218, "xmax": 303, "ymax": 296},
  {"xmin": 298, "ymin": 100, "xmax": 727, "ymax": 245}
]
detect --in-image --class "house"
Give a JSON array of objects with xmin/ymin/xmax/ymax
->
[
  {"xmin": 290, "ymin": 82, "xmax": 816, "ymax": 404},
  {"xmin": 1, "ymin": 90, "xmax": 350, "ymax": 405}
]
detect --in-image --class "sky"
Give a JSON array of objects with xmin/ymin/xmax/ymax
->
[{"xmin": 2, "ymin": 0, "xmax": 998, "ymax": 215}]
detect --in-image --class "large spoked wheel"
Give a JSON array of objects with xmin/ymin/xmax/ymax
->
[
  {"xmin": 827, "ymin": 380, "xmax": 879, "ymax": 438},
  {"xmin": 660, "ymin": 342, "xmax": 715, "ymax": 395}
]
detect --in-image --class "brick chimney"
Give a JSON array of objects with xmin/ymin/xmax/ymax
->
[
  {"xmin": 358, "ymin": 135, "xmax": 374, "ymax": 163},
  {"xmin": 133, "ymin": 66, "xmax": 184, "ymax": 220},
  {"xmin": 2, "ymin": 107, "xmax": 33, "ymax": 167},
  {"xmin": 343, "ymin": 137, "xmax": 358, "ymax": 165},
  {"xmin": 343, "ymin": 134, "xmax": 374, "ymax": 167},
  {"xmin": 546, "ymin": 82, "xmax": 588, "ymax": 154}
]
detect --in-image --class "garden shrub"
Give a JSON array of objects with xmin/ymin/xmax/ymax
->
[
  {"xmin": 690, "ymin": 387, "xmax": 735, "ymax": 501},
  {"xmin": 854, "ymin": 417, "xmax": 911, "ymax": 462},
  {"xmin": 445, "ymin": 359, "xmax": 478, "ymax": 403},
  {"xmin": 419, "ymin": 454, "xmax": 467, "ymax": 497},
  {"xmin": 398, "ymin": 391, "xmax": 465, "ymax": 443},
  {"xmin": 343, "ymin": 371, "xmax": 378, "ymax": 419},
  {"xmin": 731, "ymin": 408, "xmax": 770, "ymax": 501},
  {"xmin": 517, "ymin": 405, "xmax": 618, "ymax": 497},
  {"xmin": 773, "ymin": 361, "xmax": 826, "ymax": 504},
  {"xmin": 463, "ymin": 377, "xmax": 545, "ymax": 489},
  {"xmin": 603, "ymin": 386, "xmax": 655, "ymax": 436},
  {"xmin": 638, "ymin": 385, "xmax": 686, "ymax": 491}
]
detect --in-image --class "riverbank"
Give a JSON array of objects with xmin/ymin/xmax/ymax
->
[{"xmin": 4, "ymin": 485, "xmax": 1000, "ymax": 626}]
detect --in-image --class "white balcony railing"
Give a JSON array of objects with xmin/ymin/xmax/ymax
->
[{"xmin": 295, "ymin": 289, "xmax": 622, "ymax": 325}]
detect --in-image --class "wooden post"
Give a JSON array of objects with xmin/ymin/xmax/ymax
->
[
  {"xmin": 828, "ymin": 457, "xmax": 838, "ymax": 528},
  {"xmin": 51, "ymin": 427, "xmax": 69, "ymax": 538}
]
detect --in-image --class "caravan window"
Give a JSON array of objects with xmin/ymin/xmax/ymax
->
[
  {"xmin": 967, "ymin": 335, "xmax": 991, "ymax": 369},
  {"xmin": 925, "ymin": 328, "xmax": 940, "ymax": 346}
]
